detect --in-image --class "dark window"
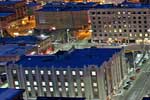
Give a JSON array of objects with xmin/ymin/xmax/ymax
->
[
  {"xmin": 99, "ymin": 34, "xmax": 102, "ymax": 36},
  {"xmin": 138, "ymin": 17, "xmax": 141, "ymax": 19},
  {"xmin": 124, "ymin": 30, "xmax": 127, "ymax": 32},
  {"xmin": 91, "ymin": 12, "xmax": 95, "ymax": 15},
  {"xmin": 92, "ymin": 17, "xmax": 95, "ymax": 20},
  {"xmin": 138, "ymin": 21, "xmax": 141, "ymax": 24},
  {"xmin": 134, "ymin": 30, "xmax": 137, "ymax": 32},
  {"xmin": 105, "ymin": 34, "xmax": 108, "ymax": 36},
  {"xmin": 97, "ymin": 12, "xmax": 100, "ymax": 14},
  {"xmin": 139, "ymin": 30, "xmax": 142, "ymax": 32}
]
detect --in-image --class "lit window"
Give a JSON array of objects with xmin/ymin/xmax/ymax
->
[
  {"xmin": 63, "ymin": 71, "xmax": 67, "ymax": 75},
  {"xmin": 56, "ymin": 70, "xmax": 60, "ymax": 75},
  {"xmin": 81, "ymin": 88, "xmax": 85, "ymax": 92},
  {"xmin": 49, "ymin": 82, "xmax": 53, "ymax": 86},
  {"xmin": 50, "ymin": 87, "xmax": 53, "ymax": 92},
  {"xmin": 34, "ymin": 87, "xmax": 38, "ymax": 90},
  {"xmin": 43, "ymin": 87, "xmax": 46, "ymax": 92},
  {"xmin": 74, "ymin": 82, "xmax": 77, "ymax": 86},
  {"xmin": 72, "ymin": 71, "xmax": 76, "ymax": 75},
  {"xmin": 42, "ymin": 82, "xmax": 46, "ymax": 86},
  {"xmin": 94, "ymin": 88, "xmax": 98, "ymax": 92},
  {"xmin": 65, "ymin": 82, "xmax": 68, "ymax": 86},
  {"xmin": 13, "ymin": 70, "xmax": 16, "ymax": 74},
  {"xmin": 140, "ymin": 34, "xmax": 142, "ymax": 37},
  {"xmin": 118, "ymin": 12, "xmax": 121, "ymax": 14},
  {"xmin": 123, "ymin": 12, "xmax": 125, "ymax": 14},
  {"xmin": 27, "ymin": 87, "xmax": 31, "ymax": 91},
  {"xmin": 91, "ymin": 71, "xmax": 96, "ymax": 76},
  {"xmin": 75, "ymin": 88, "xmax": 78, "ymax": 92},
  {"xmin": 32, "ymin": 70, "xmax": 35, "ymax": 74},
  {"xmin": 59, "ymin": 88, "xmax": 62, "ymax": 92},
  {"xmin": 33, "ymin": 81, "xmax": 37, "ymax": 86},
  {"xmin": 114, "ymin": 29, "xmax": 117, "ymax": 33},
  {"xmin": 145, "ymin": 34, "xmax": 148, "ymax": 37},
  {"xmin": 40, "ymin": 70, "xmax": 44, "ymax": 74},
  {"xmin": 25, "ymin": 70, "xmax": 28, "ymax": 74},
  {"xmin": 79, "ymin": 71, "xmax": 83, "ymax": 76},
  {"xmin": 130, "ymin": 34, "xmax": 132, "ymax": 37},
  {"xmin": 27, "ymin": 81, "xmax": 30, "ymax": 86},
  {"xmin": 58, "ymin": 82, "xmax": 61, "ymax": 86},
  {"xmin": 14, "ymin": 81, "xmax": 19, "ymax": 85},
  {"xmin": 15, "ymin": 87, "xmax": 20, "ymax": 89},
  {"xmin": 48, "ymin": 71, "xmax": 51, "ymax": 75},
  {"xmin": 66, "ymin": 88, "xmax": 68, "ymax": 91},
  {"xmin": 81, "ymin": 82, "xmax": 84, "ymax": 87},
  {"xmin": 93, "ymin": 83, "xmax": 97, "ymax": 87},
  {"xmin": 119, "ymin": 29, "xmax": 122, "ymax": 33}
]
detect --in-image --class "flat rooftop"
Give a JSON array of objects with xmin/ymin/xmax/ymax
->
[
  {"xmin": 0, "ymin": 36, "xmax": 48, "ymax": 45},
  {"xmin": 38, "ymin": 2, "xmax": 97, "ymax": 12},
  {"xmin": 37, "ymin": 1, "xmax": 150, "ymax": 12},
  {"xmin": 0, "ymin": 44, "xmax": 34, "ymax": 56},
  {"xmin": 0, "ymin": 0, "xmax": 23, "ymax": 5},
  {"xmin": 0, "ymin": 12, "xmax": 14, "ymax": 17},
  {"xmin": 15, "ymin": 48, "xmax": 121, "ymax": 68},
  {"xmin": 0, "ymin": 88, "xmax": 24, "ymax": 100}
]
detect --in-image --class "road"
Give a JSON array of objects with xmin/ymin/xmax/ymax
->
[{"xmin": 114, "ymin": 61, "xmax": 150, "ymax": 100}]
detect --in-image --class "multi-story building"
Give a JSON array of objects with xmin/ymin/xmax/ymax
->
[
  {"xmin": 6, "ymin": 48, "xmax": 128, "ymax": 100},
  {"xmin": 140, "ymin": 0, "xmax": 150, "ymax": 4},
  {"xmin": 0, "ymin": 36, "xmax": 53, "ymax": 54},
  {"xmin": 0, "ymin": 44, "xmax": 35, "ymax": 62},
  {"xmin": 0, "ymin": 88, "xmax": 25, "ymax": 100},
  {"xmin": 89, "ymin": 1, "xmax": 150, "ymax": 44},
  {"xmin": 35, "ymin": 2, "xmax": 95, "ymax": 33},
  {"xmin": 0, "ymin": 0, "xmax": 27, "ymax": 36}
]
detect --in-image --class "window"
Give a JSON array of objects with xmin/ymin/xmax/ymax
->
[
  {"xmin": 93, "ymin": 83, "xmax": 98, "ymax": 87},
  {"xmin": 50, "ymin": 87, "xmax": 53, "ymax": 92},
  {"xmin": 43, "ymin": 87, "xmax": 47, "ymax": 92},
  {"xmin": 81, "ymin": 88, "xmax": 85, "ymax": 92},
  {"xmin": 25, "ymin": 70, "xmax": 28, "ymax": 74},
  {"xmin": 81, "ymin": 82, "xmax": 84, "ymax": 87},
  {"xmin": 40, "ymin": 70, "xmax": 44, "ymax": 74},
  {"xmin": 27, "ymin": 87, "xmax": 31, "ymax": 91},
  {"xmin": 56, "ymin": 70, "xmax": 60, "ymax": 75},
  {"xmin": 15, "ymin": 87, "xmax": 20, "ymax": 89},
  {"xmin": 91, "ymin": 71, "xmax": 96, "ymax": 76},
  {"xmin": 48, "ymin": 71, "xmax": 51, "ymax": 75},
  {"xmin": 32, "ymin": 70, "xmax": 35, "ymax": 74},
  {"xmin": 74, "ymin": 82, "xmax": 77, "ymax": 86},
  {"xmin": 27, "ymin": 81, "xmax": 30, "ymax": 86},
  {"xmin": 58, "ymin": 82, "xmax": 61, "ymax": 86},
  {"xmin": 75, "ymin": 88, "xmax": 78, "ymax": 92},
  {"xmin": 33, "ymin": 81, "xmax": 37, "ymax": 86},
  {"xmin": 65, "ymin": 82, "xmax": 68, "ymax": 86},
  {"xmin": 14, "ymin": 81, "xmax": 19, "ymax": 85},
  {"xmin": 49, "ymin": 82, "xmax": 53, "ymax": 86},
  {"xmin": 59, "ymin": 88, "xmax": 62, "ymax": 92},
  {"xmin": 34, "ymin": 87, "xmax": 38, "ymax": 90},
  {"xmin": 42, "ymin": 82, "xmax": 46, "ymax": 86},
  {"xmin": 79, "ymin": 71, "xmax": 83, "ymax": 76},
  {"xmin": 72, "ymin": 71, "xmax": 76, "ymax": 75},
  {"xmin": 63, "ymin": 71, "xmax": 67, "ymax": 75},
  {"xmin": 13, "ymin": 70, "xmax": 16, "ymax": 74},
  {"xmin": 66, "ymin": 88, "xmax": 68, "ymax": 91}
]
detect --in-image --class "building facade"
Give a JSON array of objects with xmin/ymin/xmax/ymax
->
[
  {"xmin": 140, "ymin": 0, "xmax": 150, "ymax": 4},
  {"xmin": 0, "ymin": 0, "xmax": 28, "ymax": 37},
  {"xmin": 89, "ymin": 2, "xmax": 150, "ymax": 44},
  {"xmin": 35, "ymin": 2, "xmax": 95, "ymax": 33},
  {"xmin": 6, "ymin": 48, "xmax": 128, "ymax": 100}
]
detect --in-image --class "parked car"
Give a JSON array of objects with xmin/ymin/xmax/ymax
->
[{"xmin": 130, "ymin": 76, "xmax": 136, "ymax": 80}]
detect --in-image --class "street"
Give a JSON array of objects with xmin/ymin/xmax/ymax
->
[{"xmin": 113, "ymin": 61, "xmax": 150, "ymax": 100}]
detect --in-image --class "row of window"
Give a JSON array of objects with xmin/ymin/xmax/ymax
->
[
  {"xmin": 90, "ymin": 11, "xmax": 149, "ymax": 15},
  {"xmin": 22, "ymin": 70, "xmax": 97, "ymax": 76},
  {"xmin": 93, "ymin": 33, "xmax": 149, "ymax": 37},
  {"xmin": 93, "ymin": 29, "xmax": 148, "ymax": 33},
  {"xmin": 93, "ymin": 25, "xmax": 148, "ymax": 29}
]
